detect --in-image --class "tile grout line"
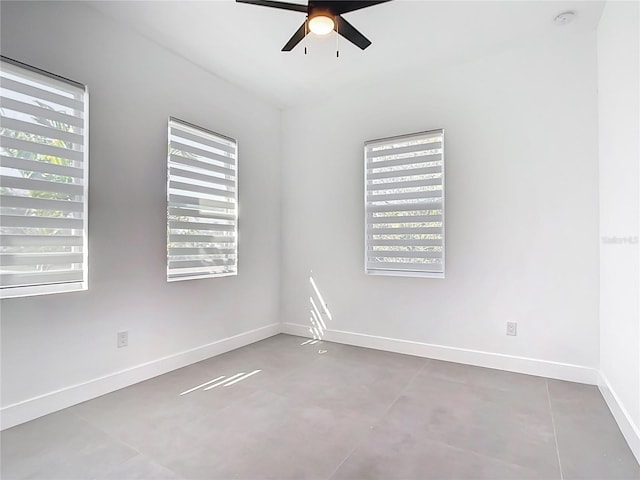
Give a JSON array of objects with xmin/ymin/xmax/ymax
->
[
  {"xmin": 546, "ymin": 378, "xmax": 564, "ymax": 480},
  {"xmin": 325, "ymin": 358, "xmax": 431, "ymax": 480},
  {"xmin": 69, "ymin": 408, "xmax": 182, "ymax": 480},
  {"xmin": 400, "ymin": 428, "xmax": 546, "ymax": 476},
  {"xmin": 374, "ymin": 367, "xmax": 555, "ymax": 477},
  {"xmin": 70, "ymin": 408, "xmax": 145, "ymax": 458}
]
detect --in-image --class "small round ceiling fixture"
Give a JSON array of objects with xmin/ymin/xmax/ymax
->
[
  {"xmin": 554, "ymin": 11, "xmax": 575, "ymax": 25},
  {"xmin": 309, "ymin": 15, "xmax": 335, "ymax": 35}
]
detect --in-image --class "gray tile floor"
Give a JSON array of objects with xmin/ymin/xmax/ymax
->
[{"xmin": 2, "ymin": 334, "xmax": 639, "ymax": 480}]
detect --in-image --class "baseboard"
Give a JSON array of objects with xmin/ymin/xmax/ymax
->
[
  {"xmin": 1, "ymin": 321, "xmax": 602, "ymax": 432},
  {"xmin": 281, "ymin": 322, "xmax": 598, "ymax": 385},
  {"xmin": 598, "ymin": 372, "xmax": 640, "ymax": 464},
  {"xmin": 0, "ymin": 322, "xmax": 281, "ymax": 431}
]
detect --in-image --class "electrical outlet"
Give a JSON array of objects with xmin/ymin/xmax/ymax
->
[
  {"xmin": 117, "ymin": 331, "xmax": 128, "ymax": 348},
  {"xmin": 506, "ymin": 322, "xmax": 517, "ymax": 336}
]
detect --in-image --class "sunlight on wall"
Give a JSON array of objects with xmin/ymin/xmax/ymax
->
[{"xmin": 307, "ymin": 273, "xmax": 333, "ymax": 340}]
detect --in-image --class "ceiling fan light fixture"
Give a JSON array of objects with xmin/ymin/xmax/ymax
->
[
  {"xmin": 309, "ymin": 15, "xmax": 335, "ymax": 35},
  {"xmin": 236, "ymin": 0, "xmax": 388, "ymax": 51}
]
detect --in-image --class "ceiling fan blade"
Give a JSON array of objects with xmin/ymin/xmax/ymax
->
[
  {"xmin": 335, "ymin": 15, "xmax": 371, "ymax": 50},
  {"xmin": 236, "ymin": 0, "xmax": 307, "ymax": 13},
  {"xmin": 282, "ymin": 21, "xmax": 308, "ymax": 51},
  {"xmin": 331, "ymin": 1, "xmax": 392, "ymax": 15}
]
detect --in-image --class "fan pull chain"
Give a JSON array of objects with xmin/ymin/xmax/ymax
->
[
  {"xmin": 304, "ymin": 17, "xmax": 308, "ymax": 55},
  {"xmin": 336, "ymin": 16, "xmax": 339, "ymax": 58}
]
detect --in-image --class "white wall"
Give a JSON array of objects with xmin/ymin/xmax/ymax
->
[
  {"xmin": 0, "ymin": 1, "xmax": 281, "ymax": 425},
  {"xmin": 597, "ymin": 0, "xmax": 640, "ymax": 460},
  {"xmin": 281, "ymin": 31, "xmax": 600, "ymax": 375}
]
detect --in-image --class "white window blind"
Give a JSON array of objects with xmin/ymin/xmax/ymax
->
[
  {"xmin": 365, "ymin": 129, "xmax": 445, "ymax": 278},
  {"xmin": 167, "ymin": 118, "xmax": 238, "ymax": 281},
  {"xmin": 0, "ymin": 57, "xmax": 88, "ymax": 298}
]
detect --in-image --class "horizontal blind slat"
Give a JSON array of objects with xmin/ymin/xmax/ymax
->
[
  {"xmin": 169, "ymin": 221, "xmax": 235, "ymax": 232},
  {"xmin": 0, "ymin": 234, "xmax": 83, "ymax": 246},
  {"xmin": 0, "ymin": 270, "xmax": 83, "ymax": 287},
  {"xmin": 1, "ymin": 253, "xmax": 83, "ymax": 266},
  {"xmin": 367, "ymin": 177, "xmax": 442, "ymax": 191},
  {"xmin": 367, "ymin": 153, "xmax": 441, "ymax": 170},
  {"xmin": 0, "ymin": 117, "xmax": 84, "ymax": 145},
  {"xmin": 367, "ymin": 189, "xmax": 442, "ymax": 202},
  {"xmin": 368, "ymin": 226, "xmax": 443, "ymax": 235},
  {"xmin": 367, "ymin": 250, "xmax": 442, "ymax": 259},
  {"xmin": 1, "ymin": 214, "xmax": 83, "ymax": 229},
  {"xmin": 168, "ymin": 194, "xmax": 235, "ymax": 211},
  {"xmin": 367, "ymin": 214, "xmax": 442, "ymax": 224},
  {"xmin": 0, "ymin": 77, "xmax": 83, "ymax": 110},
  {"xmin": 0, "ymin": 97, "xmax": 83, "ymax": 128},
  {"xmin": 169, "ymin": 222, "xmax": 234, "ymax": 231},
  {"xmin": 367, "ymin": 165, "xmax": 442, "ymax": 180},
  {"xmin": 0, "ymin": 194, "xmax": 84, "ymax": 212},
  {"xmin": 169, "ymin": 166, "xmax": 235, "ymax": 188},
  {"xmin": 169, "ymin": 258, "xmax": 236, "ymax": 269},
  {"xmin": 169, "ymin": 247, "xmax": 236, "ymax": 256},
  {"xmin": 366, "ymin": 201, "xmax": 443, "ymax": 213},
  {"xmin": 169, "ymin": 234, "xmax": 235, "ymax": 243},
  {"xmin": 366, "ymin": 261, "xmax": 443, "ymax": 272},
  {"xmin": 168, "ymin": 207, "xmax": 235, "ymax": 221},
  {"xmin": 168, "ymin": 265, "xmax": 236, "ymax": 279},
  {"xmin": 171, "ymin": 128, "xmax": 236, "ymax": 154},
  {"xmin": 1, "ymin": 136, "xmax": 83, "ymax": 162},
  {"xmin": 169, "ymin": 180, "xmax": 235, "ymax": 199},
  {"xmin": 368, "ymin": 239, "xmax": 443, "ymax": 247},
  {"xmin": 0, "ymin": 175, "xmax": 83, "ymax": 195},
  {"xmin": 169, "ymin": 154, "xmax": 235, "ymax": 177},
  {"xmin": 171, "ymin": 140, "xmax": 236, "ymax": 166},
  {"xmin": 367, "ymin": 141, "xmax": 442, "ymax": 159},
  {"xmin": 1, "ymin": 155, "xmax": 84, "ymax": 178}
]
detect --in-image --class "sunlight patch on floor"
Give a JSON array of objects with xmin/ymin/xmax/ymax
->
[{"xmin": 179, "ymin": 370, "xmax": 262, "ymax": 395}]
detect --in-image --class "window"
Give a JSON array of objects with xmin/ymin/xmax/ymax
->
[
  {"xmin": 167, "ymin": 118, "xmax": 238, "ymax": 281},
  {"xmin": 0, "ymin": 57, "xmax": 89, "ymax": 299},
  {"xmin": 364, "ymin": 129, "xmax": 445, "ymax": 278}
]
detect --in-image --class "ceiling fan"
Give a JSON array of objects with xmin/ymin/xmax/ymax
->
[{"xmin": 236, "ymin": 1, "xmax": 391, "ymax": 52}]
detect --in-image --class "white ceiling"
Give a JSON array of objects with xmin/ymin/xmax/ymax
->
[{"xmin": 88, "ymin": 0, "xmax": 604, "ymax": 108}]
